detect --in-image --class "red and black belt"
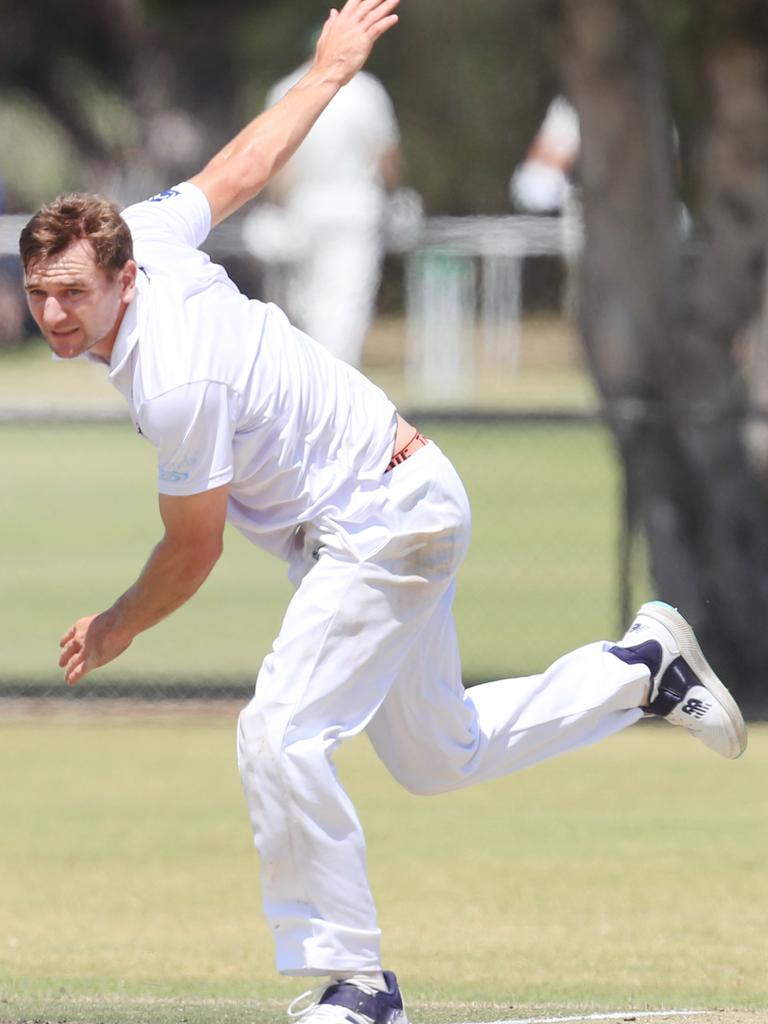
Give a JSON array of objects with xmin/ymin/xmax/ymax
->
[{"xmin": 385, "ymin": 429, "xmax": 429, "ymax": 473}]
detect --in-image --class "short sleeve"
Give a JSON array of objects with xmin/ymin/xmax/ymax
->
[
  {"xmin": 136, "ymin": 381, "xmax": 236, "ymax": 496},
  {"xmin": 539, "ymin": 98, "xmax": 581, "ymax": 160},
  {"xmin": 121, "ymin": 181, "xmax": 212, "ymax": 251}
]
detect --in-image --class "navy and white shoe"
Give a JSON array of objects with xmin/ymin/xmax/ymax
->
[
  {"xmin": 287, "ymin": 972, "xmax": 407, "ymax": 1024},
  {"xmin": 612, "ymin": 600, "xmax": 747, "ymax": 759}
]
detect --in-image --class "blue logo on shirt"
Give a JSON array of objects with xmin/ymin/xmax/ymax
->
[
  {"xmin": 159, "ymin": 469, "xmax": 190, "ymax": 483},
  {"xmin": 148, "ymin": 189, "xmax": 181, "ymax": 203}
]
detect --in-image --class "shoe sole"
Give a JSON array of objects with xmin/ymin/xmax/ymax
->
[{"xmin": 640, "ymin": 601, "xmax": 748, "ymax": 758}]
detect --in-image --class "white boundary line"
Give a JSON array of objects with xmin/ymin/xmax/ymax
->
[{"xmin": 458, "ymin": 1010, "xmax": 709, "ymax": 1024}]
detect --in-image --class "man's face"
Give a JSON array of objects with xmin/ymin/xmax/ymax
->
[{"xmin": 24, "ymin": 239, "xmax": 136, "ymax": 361}]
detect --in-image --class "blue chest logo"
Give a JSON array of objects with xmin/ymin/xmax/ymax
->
[{"xmin": 148, "ymin": 189, "xmax": 181, "ymax": 203}]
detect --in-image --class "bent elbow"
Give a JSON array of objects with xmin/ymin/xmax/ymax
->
[
  {"xmin": 198, "ymin": 534, "xmax": 224, "ymax": 572},
  {"xmin": 170, "ymin": 533, "xmax": 224, "ymax": 583}
]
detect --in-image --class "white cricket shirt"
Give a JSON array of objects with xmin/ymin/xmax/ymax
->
[{"xmin": 111, "ymin": 182, "xmax": 397, "ymax": 561}]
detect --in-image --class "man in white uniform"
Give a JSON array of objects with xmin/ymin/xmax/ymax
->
[
  {"xmin": 20, "ymin": 4, "xmax": 746, "ymax": 1022},
  {"xmin": 250, "ymin": 54, "xmax": 399, "ymax": 368},
  {"xmin": 510, "ymin": 97, "xmax": 580, "ymax": 214}
]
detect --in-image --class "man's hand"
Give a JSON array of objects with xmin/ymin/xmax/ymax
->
[
  {"xmin": 59, "ymin": 613, "xmax": 133, "ymax": 687},
  {"xmin": 58, "ymin": 485, "xmax": 229, "ymax": 687},
  {"xmin": 313, "ymin": 0, "xmax": 400, "ymax": 87}
]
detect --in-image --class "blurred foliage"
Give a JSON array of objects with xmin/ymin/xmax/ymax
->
[
  {"xmin": 2, "ymin": 0, "xmax": 765, "ymax": 218},
  {"xmin": 0, "ymin": 0, "xmax": 559, "ymax": 213},
  {"xmin": 3, "ymin": 1, "xmax": 768, "ymax": 213},
  {"xmin": 634, "ymin": 0, "xmax": 768, "ymax": 209}
]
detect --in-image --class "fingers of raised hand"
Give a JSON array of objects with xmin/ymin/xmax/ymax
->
[
  {"xmin": 366, "ymin": 13, "xmax": 398, "ymax": 41},
  {"xmin": 357, "ymin": 0, "xmax": 399, "ymax": 13},
  {"xmin": 359, "ymin": 2, "xmax": 398, "ymax": 42},
  {"xmin": 362, "ymin": 0, "xmax": 400, "ymax": 20},
  {"xmin": 338, "ymin": 0, "xmax": 399, "ymax": 29}
]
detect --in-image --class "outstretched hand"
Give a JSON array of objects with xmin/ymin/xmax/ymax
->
[
  {"xmin": 313, "ymin": 0, "xmax": 400, "ymax": 86},
  {"xmin": 59, "ymin": 613, "xmax": 133, "ymax": 686}
]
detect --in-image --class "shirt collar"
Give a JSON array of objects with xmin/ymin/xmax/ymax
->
[{"xmin": 108, "ymin": 267, "xmax": 148, "ymax": 379}]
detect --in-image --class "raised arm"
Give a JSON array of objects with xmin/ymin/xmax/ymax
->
[{"xmin": 189, "ymin": 0, "xmax": 400, "ymax": 227}]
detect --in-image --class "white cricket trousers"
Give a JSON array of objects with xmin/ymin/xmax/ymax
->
[{"xmin": 236, "ymin": 442, "xmax": 648, "ymax": 976}]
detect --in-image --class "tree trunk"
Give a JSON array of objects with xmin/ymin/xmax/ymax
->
[{"xmin": 557, "ymin": 0, "xmax": 768, "ymax": 708}]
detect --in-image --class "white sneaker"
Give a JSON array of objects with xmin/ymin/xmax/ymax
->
[
  {"xmin": 287, "ymin": 972, "xmax": 407, "ymax": 1024},
  {"xmin": 613, "ymin": 600, "xmax": 747, "ymax": 759}
]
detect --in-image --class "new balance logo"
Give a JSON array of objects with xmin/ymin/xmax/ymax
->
[
  {"xmin": 628, "ymin": 623, "xmax": 644, "ymax": 633},
  {"xmin": 680, "ymin": 697, "xmax": 711, "ymax": 719}
]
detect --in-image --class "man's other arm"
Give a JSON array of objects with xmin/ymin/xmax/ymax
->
[
  {"xmin": 189, "ymin": 0, "xmax": 399, "ymax": 227},
  {"xmin": 379, "ymin": 143, "xmax": 401, "ymax": 193},
  {"xmin": 58, "ymin": 485, "xmax": 229, "ymax": 686}
]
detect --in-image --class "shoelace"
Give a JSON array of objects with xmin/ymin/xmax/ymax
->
[
  {"xmin": 287, "ymin": 979, "xmax": 381, "ymax": 1021},
  {"xmin": 287, "ymin": 985, "xmax": 328, "ymax": 1019}
]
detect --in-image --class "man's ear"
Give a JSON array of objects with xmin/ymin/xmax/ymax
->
[{"xmin": 120, "ymin": 260, "xmax": 138, "ymax": 303}]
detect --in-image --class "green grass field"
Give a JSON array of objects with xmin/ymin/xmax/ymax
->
[
  {"xmin": 0, "ymin": 417, "xmax": 637, "ymax": 689},
  {"xmin": 1, "ymin": 716, "xmax": 766, "ymax": 1024},
  {"xmin": 6, "ymin": 335, "xmax": 759, "ymax": 1024},
  {"xmin": 0, "ymin": 316, "xmax": 597, "ymax": 415}
]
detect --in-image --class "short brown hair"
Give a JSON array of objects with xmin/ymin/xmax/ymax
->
[{"xmin": 20, "ymin": 193, "xmax": 133, "ymax": 277}]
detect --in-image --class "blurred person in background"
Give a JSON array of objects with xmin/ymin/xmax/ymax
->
[
  {"xmin": 510, "ymin": 96, "xmax": 690, "ymax": 314},
  {"xmin": 0, "ymin": 175, "xmax": 27, "ymax": 347},
  {"xmin": 509, "ymin": 97, "xmax": 582, "ymax": 317},
  {"xmin": 20, "ymin": 3, "xmax": 747, "ymax": 1022},
  {"xmin": 510, "ymin": 96, "xmax": 580, "ymax": 215},
  {"xmin": 244, "ymin": 33, "xmax": 401, "ymax": 368}
]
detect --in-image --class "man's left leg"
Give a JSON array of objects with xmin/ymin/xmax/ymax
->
[
  {"xmin": 367, "ymin": 593, "xmax": 746, "ymax": 798},
  {"xmin": 366, "ymin": 581, "xmax": 648, "ymax": 796}
]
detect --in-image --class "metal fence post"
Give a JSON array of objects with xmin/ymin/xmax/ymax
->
[{"xmin": 405, "ymin": 247, "xmax": 476, "ymax": 403}]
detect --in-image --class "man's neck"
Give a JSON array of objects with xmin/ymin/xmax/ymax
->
[{"xmin": 90, "ymin": 300, "xmax": 131, "ymax": 363}]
